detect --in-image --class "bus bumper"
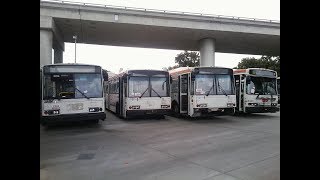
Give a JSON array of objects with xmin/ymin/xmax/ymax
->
[
  {"xmin": 41, "ymin": 112, "xmax": 106, "ymax": 124},
  {"xmin": 192, "ymin": 107, "xmax": 235, "ymax": 117},
  {"xmin": 126, "ymin": 109, "xmax": 170, "ymax": 116},
  {"xmin": 245, "ymin": 107, "xmax": 279, "ymax": 113}
]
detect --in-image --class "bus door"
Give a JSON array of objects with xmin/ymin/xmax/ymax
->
[
  {"xmin": 122, "ymin": 77, "xmax": 127, "ymax": 117},
  {"xmin": 180, "ymin": 74, "xmax": 188, "ymax": 113},
  {"xmin": 235, "ymin": 75, "xmax": 240, "ymax": 111},
  {"xmin": 240, "ymin": 75, "xmax": 245, "ymax": 112},
  {"xmin": 119, "ymin": 77, "xmax": 125, "ymax": 117},
  {"xmin": 187, "ymin": 73, "xmax": 193, "ymax": 116}
]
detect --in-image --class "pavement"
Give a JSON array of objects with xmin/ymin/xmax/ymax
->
[{"xmin": 40, "ymin": 111, "xmax": 280, "ymax": 180}]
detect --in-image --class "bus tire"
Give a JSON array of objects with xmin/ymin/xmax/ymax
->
[
  {"xmin": 116, "ymin": 102, "xmax": 120, "ymax": 115},
  {"xmin": 91, "ymin": 119, "xmax": 99, "ymax": 124},
  {"xmin": 155, "ymin": 115, "xmax": 165, "ymax": 119},
  {"xmin": 172, "ymin": 103, "xmax": 180, "ymax": 117}
]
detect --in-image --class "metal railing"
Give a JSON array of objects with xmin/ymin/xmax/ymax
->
[{"xmin": 40, "ymin": 0, "xmax": 280, "ymax": 23}]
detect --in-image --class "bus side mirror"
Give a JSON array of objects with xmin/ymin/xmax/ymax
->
[
  {"xmin": 103, "ymin": 71, "xmax": 108, "ymax": 81},
  {"xmin": 170, "ymin": 76, "xmax": 173, "ymax": 84},
  {"xmin": 123, "ymin": 74, "xmax": 127, "ymax": 83}
]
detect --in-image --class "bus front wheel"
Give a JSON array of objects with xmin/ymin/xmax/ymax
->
[
  {"xmin": 91, "ymin": 119, "xmax": 99, "ymax": 124},
  {"xmin": 172, "ymin": 103, "xmax": 180, "ymax": 117}
]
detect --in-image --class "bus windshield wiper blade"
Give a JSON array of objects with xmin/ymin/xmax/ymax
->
[
  {"xmin": 256, "ymin": 92, "xmax": 262, "ymax": 99},
  {"xmin": 151, "ymin": 88, "xmax": 162, "ymax": 98},
  {"xmin": 75, "ymin": 87, "xmax": 90, "ymax": 99},
  {"xmin": 218, "ymin": 82, "xmax": 228, "ymax": 96},
  {"xmin": 139, "ymin": 87, "xmax": 149, "ymax": 98},
  {"xmin": 206, "ymin": 85, "xmax": 214, "ymax": 96}
]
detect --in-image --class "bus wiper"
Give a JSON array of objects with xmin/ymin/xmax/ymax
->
[
  {"xmin": 75, "ymin": 87, "xmax": 90, "ymax": 99},
  {"xmin": 218, "ymin": 82, "xmax": 228, "ymax": 96},
  {"xmin": 151, "ymin": 88, "xmax": 162, "ymax": 98},
  {"xmin": 256, "ymin": 92, "xmax": 262, "ymax": 99},
  {"xmin": 206, "ymin": 84, "xmax": 214, "ymax": 96},
  {"xmin": 139, "ymin": 87, "xmax": 149, "ymax": 98}
]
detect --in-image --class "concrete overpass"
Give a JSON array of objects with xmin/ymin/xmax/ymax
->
[{"xmin": 40, "ymin": 0, "xmax": 280, "ymax": 67}]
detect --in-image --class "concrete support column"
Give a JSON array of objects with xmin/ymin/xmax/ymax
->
[
  {"xmin": 199, "ymin": 38, "xmax": 215, "ymax": 67},
  {"xmin": 54, "ymin": 48, "xmax": 63, "ymax": 64},
  {"xmin": 40, "ymin": 29, "xmax": 53, "ymax": 66}
]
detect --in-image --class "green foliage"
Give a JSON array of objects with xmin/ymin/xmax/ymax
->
[{"xmin": 163, "ymin": 50, "xmax": 200, "ymax": 70}]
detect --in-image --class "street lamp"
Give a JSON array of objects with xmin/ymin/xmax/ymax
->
[{"xmin": 73, "ymin": 35, "xmax": 77, "ymax": 63}]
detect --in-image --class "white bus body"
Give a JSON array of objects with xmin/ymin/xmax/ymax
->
[
  {"xmin": 40, "ymin": 63, "xmax": 107, "ymax": 125},
  {"xmin": 233, "ymin": 68, "xmax": 279, "ymax": 113},
  {"xmin": 105, "ymin": 69, "xmax": 171, "ymax": 118},
  {"xmin": 169, "ymin": 67, "xmax": 236, "ymax": 117}
]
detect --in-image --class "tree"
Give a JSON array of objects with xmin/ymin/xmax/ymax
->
[
  {"xmin": 235, "ymin": 56, "xmax": 280, "ymax": 76},
  {"xmin": 163, "ymin": 50, "xmax": 200, "ymax": 70},
  {"xmin": 175, "ymin": 50, "xmax": 200, "ymax": 67}
]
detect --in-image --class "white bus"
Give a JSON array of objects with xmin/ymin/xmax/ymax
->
[
  {"xmin": 40, "ymin": 63, "xmax": 107, "ymax": 125},
  {"xmin": 105, "ymin": 69, "xmax": 171, "ymax": 118},
  {"xmin": 169, "ymin": 67, "xmax": 236, "ymax": 117},
  {"xmin": 233, "ymin": 68, "xmax": 279, "ymax": 113}
]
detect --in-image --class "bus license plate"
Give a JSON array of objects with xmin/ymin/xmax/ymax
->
[{"xmin": 68, "ymin": 103, "xmax": 84, "ymax": 111}]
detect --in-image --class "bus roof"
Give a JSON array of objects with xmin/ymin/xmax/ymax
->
[
  {"xmin": 233, "ymin": 68, "xmax": 276, "ymax": 74},
  {"xmin": 108, "ymin": 69, "xmax": 169, "ymax": 81},
  {"xmin": 42, "ymin": 63, "xmax": 101, "ymax": 68},
  {"xmin": 169, "ymin": 66, "xmax": 232, "ymax": 77},
  {"xmin": 233, "ymin": 68, "xmax": 277, "ymax": 78},
  {"xmin": 41, "ymin": 63, "xmax": 105, "ymax": 74}
]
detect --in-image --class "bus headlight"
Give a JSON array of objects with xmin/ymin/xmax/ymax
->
[
  {"xmin": 196, "ymin": 104, "xmax": 207, "ymax": 108},
  {"xmin": 227, "ymin": 103, "xmax": 235, "ymax": 107},
  {"xmin": 89, "ymin": 107, "xmax": 100, "ymax": 112},
  {"xmin": 44, "ymin": 110, "xmax": 60, "ymax": 115},
  {"xmin": 161, "ymin": 105, "xmax": 170, "ymax": 108},
  {"xmin": 129, "ymin": 105, "xmax": 140, "ymax": 110}
]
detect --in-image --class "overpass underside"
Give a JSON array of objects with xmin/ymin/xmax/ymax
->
[{"xmin": 40, "ymin": 1, "xmax": 280, "ymax": 67}]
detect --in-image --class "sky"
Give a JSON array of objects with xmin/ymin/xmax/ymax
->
[{"xmin": 59, "ymin": 0, "xmax": 280, "ymax": 73}]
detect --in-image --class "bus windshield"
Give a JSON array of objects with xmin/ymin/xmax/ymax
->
[
  {"xmin": 216, "ymin": 75, "xmax": 233, "ymax": 95},
  {"xmin": 128, "ymin": 76, "xmax": 169, "ymax": 98},
  {"xmin": 150, "ymin": 77, "xmax": 168, "ymax": 97},
  {"xmin": 246, "ymin": 76, "xmax": 277, "ymax": 95},
  {"xmin": 195, "ymin": 75, "xmax": 215, "ymax": 95},
  {"xmin": 195, "ymin": 74, "xmax": 234, "ymax": 95},
  {"xmin": 128, "ymin": 76, "xmax": 149, "ymax": 97},
  {"xmin": 43, "ymin": 73, "xmax": 103, "ymax": 99}
]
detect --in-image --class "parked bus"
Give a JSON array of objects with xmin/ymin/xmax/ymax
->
[
  {"xmin": 233, "ymin": 68, "xmax": 279, "ymax": 113},
  {"xmin": 40, "ymin": 63, "xmax": 108, "ymax": 125},
  {"xmin": 169, "ymin": 67, "xmax": 236, "ymax": 117},
  {"xmin": 105, "ymin": 69, "xmax": 171, "ymax": 118}
]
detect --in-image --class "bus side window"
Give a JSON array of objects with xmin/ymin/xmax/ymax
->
[
  {"xmin": 190, "ymin": 81, "xmax": 194, "ymax": 95},
  {"xmin": 181, "ymin": 75, "xmax": 188, "ymax": 93},
  {"xmin": 116, "ymin": 82, "xmax": 119, "ymax": 93},
  {"xmin": 105, "ymin": 84, "xmax": 109, "ymax": 94},
  {"xmin": 171, "ymin": 80, "xmax": 178, "ymax": 93}
]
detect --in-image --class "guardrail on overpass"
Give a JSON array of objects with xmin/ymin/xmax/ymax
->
[{"xmin": 40, "ymin": 0, "xmax": 280, "ymax": 24}]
